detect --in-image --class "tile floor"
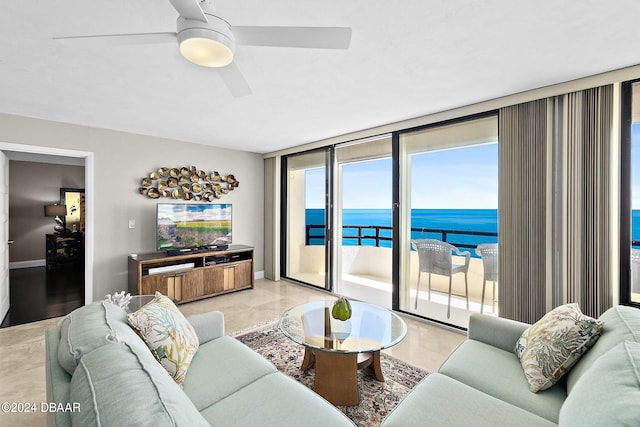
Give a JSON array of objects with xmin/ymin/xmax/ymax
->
[{"xmin": 0, "ymin": 278, "xmax": 466, "ymax": 427}]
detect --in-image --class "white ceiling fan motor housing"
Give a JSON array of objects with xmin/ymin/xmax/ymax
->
[{"xmin": 177, "ymin": 10, "xmax": 235, "ymax": 68}]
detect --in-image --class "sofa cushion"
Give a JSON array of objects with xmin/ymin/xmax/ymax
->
[
  {"xmin": 559, "ymin": 341, "xmax": 640, "ymax": 427},
  {"xmin": 381, "ymin": 373, "xmax": 556, "ymax": 427},
  {"xmin": 127, "ymin": 292, "xmax": 199, "ymax": 384},
  {"xmin": 566, "ymin": 305, "xmax": 640, "ymax": 393},
  {"xmin": 57, "ymin": 301, "xmax": 147, "ymax": 375},
  {"xmin": 199, "ymin": 371, "xmax": 355, "ymax": 427},
  {"xmin": 440, "ymin": 339, "xmax": 566, "ymax": 423},
  {"xmin": 70, "ymin": 342, "xmax": 209, "ymax": 427},
  {"xmin": 514, "ymin": 303, "xmax": 603, "ymax": 392},
  {"xmin": 182, "ymin": 336, "xmax": 277, "ymax": 411}
]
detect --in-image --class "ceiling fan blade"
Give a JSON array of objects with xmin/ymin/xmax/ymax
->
[
  {"xmin": 217, "ymin": 62, "xmax": 252, "ymax": 97},
  {"xmin": 54, "ymin": 32, "xmax": 176, "ymax": 48},
  {"xmin": 168, "ymin": 0, "xmax": 207, "ymax": 22},
  {"xmin": 233, "ymin": 26, "xmax": 352, "ymax": 49}
]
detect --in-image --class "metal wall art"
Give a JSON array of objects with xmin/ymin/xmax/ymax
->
[{"xmin": 139, "ymin": 166, "xmax": 239, "ymax": 201}]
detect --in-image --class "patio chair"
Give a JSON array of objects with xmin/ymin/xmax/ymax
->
[
  {"xmin": 631, "ymin": 249, "xmax": 640, "ymax": 295},
  {"xmin": 411, "ymin": 239, "xmax": 470, "ymax": 318},
  {"xmin": 475, "ymin": 243, "xmax": 498, "ymax": 314}
]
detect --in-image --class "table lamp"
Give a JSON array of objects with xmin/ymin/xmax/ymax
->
[{"xmin": 44, "ymin": 204, "xmax": 67, "ymax": 234}]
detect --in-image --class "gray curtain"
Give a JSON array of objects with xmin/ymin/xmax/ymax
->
[
  {"xmin": 498, "ymin": 99, "xmax": 549, "ymax": 323},
  {"xmin": 263, "ymin": 157, "xmax": 277, "ymax": 280},
  {"xmin": 563, "ymin": 85, "xmax": 613, "ymax": 317},
  {"xmin": 498, "ymin": 86, "xmax": 614, "ymax": 323}
]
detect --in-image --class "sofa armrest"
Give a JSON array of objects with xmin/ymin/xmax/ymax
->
[
  {"xmin": 187, "ymin": 311, "xmax": 225, "ymax": 345},
  {"xmin": 467, "ymin": 313, "xmax": 530, "ymax": 353},
  {"xmin": 45, "ymin": 326, "xmax": 72, "ymax": 427}
]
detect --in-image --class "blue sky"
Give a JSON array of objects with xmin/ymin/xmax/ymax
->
[
  {"xmin": 305, "ymin": 122, "xmax": 640, "ymax": 211},
  {"xmin": 410, "ymin": 144, "xmax": 498, "ymax": 209},
  {"xmin": 305, "ymin": 143, "xmax": 498, "ymax": 209}
]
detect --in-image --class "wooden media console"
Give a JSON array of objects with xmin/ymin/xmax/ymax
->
[{"xmin": 128, "ymin": 244, "xmax": 254, "ymax": 303}]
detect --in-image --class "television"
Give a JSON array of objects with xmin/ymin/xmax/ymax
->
[{"xmin": 156, "ymin": 203, "xmax": 232, "ymax": 251}]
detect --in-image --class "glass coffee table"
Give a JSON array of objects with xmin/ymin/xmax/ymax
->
[
  {"xmin": 279, "ymin": 299, "xmax": 407, "ymax": 406},
  {"xmin": 125, "ymin": 295, "xmax": 156, "ymax": 312},
  {"xmin": 124, "ymin": 294, "xmax": 179, "ymax": 313}
]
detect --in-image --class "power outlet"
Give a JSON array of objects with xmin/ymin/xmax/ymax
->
[{"xmin": 128, "ymin": 219, "xmax": 135, "ymax": 229}]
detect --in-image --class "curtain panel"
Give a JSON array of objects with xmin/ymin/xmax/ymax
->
[
  {"xmin": 563, "ymin": 85, "xmax": 614, "ymax": 317},
  {"xmin": 499, "ymin": 85, "xmax": 614, "ymax": 323},
  {"xmin": 264, "ymin": 156, "xmax": 278, "ymax": 280},
  {"xmin": 498, "ymin": 99, "xmax": 549, "ymax": 323}
]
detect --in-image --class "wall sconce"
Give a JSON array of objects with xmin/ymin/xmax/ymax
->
[{"xmin": 44, "ymin": 204, "xmax": 67, "ymax": 234}]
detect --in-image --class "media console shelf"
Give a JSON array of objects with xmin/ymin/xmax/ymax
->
[{"xmin": 128, "ymin": 244, "xmax": 254, "ymax": 304}]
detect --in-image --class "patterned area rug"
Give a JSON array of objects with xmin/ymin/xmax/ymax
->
[{"xmin": 234, "ymin": 321, "xmax": 428, "ymax": 427}]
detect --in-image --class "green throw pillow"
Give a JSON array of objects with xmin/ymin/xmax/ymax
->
[
  {"xmin": 514, "ymin": 303, "xmax": 603, "ymax": 392},
  {"xmin": 127, "ymin": 292, "xmax": 199, "ymax": 384}
]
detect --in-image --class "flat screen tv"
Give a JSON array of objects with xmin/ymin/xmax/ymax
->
[{"xmin": 156, "ymin": 203, "xmax": 232, "ymax": 251}]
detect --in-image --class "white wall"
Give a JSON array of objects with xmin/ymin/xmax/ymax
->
[{"xmin": 0, "ymin": 113, "xmax": 264, "ymax": 302}]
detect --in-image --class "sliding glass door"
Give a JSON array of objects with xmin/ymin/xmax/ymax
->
[
  {"xmin": 282, "ymin": 149, "xmax": 330, "ymax": 288},
  {"xmin": 334, "ymin": 136, "xmax": 393, "ymax": 308},
  {"xmin": 399, "ymin": 115, "xmax": 499, "ymax": 327},
  {"xmin": 281, "ymin": 116, "xmax": 498, "ymax": 328},
  {"xmin": 623, "ymin": 80, "xmax": 640, "ymax": 305}
]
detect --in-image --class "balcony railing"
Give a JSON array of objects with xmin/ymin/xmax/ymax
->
[{"xmin": 305, "ymin": 224, "xmax": 498, "ymax": 250}]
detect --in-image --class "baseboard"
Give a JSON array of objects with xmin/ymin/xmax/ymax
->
[
  {"xmin": 9, "ymin": 259, "xmax": 46, "ymax": 269},
  {"xmin": 254, "ymin": 270, "xmax": 265, "ymax": 280}
]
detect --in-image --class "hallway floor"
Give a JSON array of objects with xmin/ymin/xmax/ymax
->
[{"xmin": 1, "ymin": 265, "xmax": 84, "ymax": 328}]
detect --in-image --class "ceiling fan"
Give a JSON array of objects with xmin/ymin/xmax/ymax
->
[{"xmin": 54, "ymin": 0, "xmax": 352, "ymax": 97}]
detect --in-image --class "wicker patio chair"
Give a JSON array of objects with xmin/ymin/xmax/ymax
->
[
  {"xmin": 475, "ymin": 243, "xmax": 498, "ymax": 314},
  {"xmin": 631, "ymin": 248, "xmax": 640, "ymax": 295},
  {"xmin": 411, "ymin": 239, "xmax": 470, "ymax": 319}
]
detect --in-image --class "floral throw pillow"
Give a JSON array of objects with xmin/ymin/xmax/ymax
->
[
  {"xmin": 127, "ymin": 292, "xmax": 199, "ymax": 384},
  {"xmin": 514, "ymin": 303, "xmax": 604, "ymax": 392}
]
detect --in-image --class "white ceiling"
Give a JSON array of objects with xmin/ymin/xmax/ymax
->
[{"xmin": 2, "ymin": 1, "xmax": 640, "ymax": 154}]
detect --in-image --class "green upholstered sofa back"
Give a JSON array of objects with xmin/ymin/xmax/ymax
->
[
  {"xmin": 559, "ymin": 340, "xmax": 640, "ymax": 426},
  {"xmin": 56, "ymin": 302, "xmax": 149, "ymax": 375},
  {"xmin": 565, "ymin": 305, "xmax": 640, "ymax": 394}
]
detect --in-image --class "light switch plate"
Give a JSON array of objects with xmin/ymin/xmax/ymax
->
[{"xmin": 128, "ymin": 219, "xmax": 135, "ymax": 229}]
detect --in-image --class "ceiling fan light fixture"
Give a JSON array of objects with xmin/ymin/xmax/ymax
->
[
  {"xmin": 179, "ymin": 32, "xmax": 233, "ymax": 67},
  {"xmin": 177, "ymin": 13, "xmax": 235, "ymax": 68}
]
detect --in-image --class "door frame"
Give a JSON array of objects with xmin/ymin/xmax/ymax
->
[
  {"xmin": 620, "ymin": 79, "xmax": 640, "ymax": 308},
  {"xmin": 0, "ymin": 151, "xmax": 8, "ymax": 321},
  {"xmin": 280, "ymin": 147, "xmax": 333, "ymax": 291},
  {"xmin": 0, "ymin": 142, "xmax": 94, "ymax": 305}
]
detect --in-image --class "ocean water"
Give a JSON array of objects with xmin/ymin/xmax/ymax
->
[
  {"xmin": 306, "ymin": 209, "xmax": 640, "ymax": 250},
  {"xmin": 305, "ymin": 209, "xmax": 499, "ymax": 252},
  {"xmin": 634, "ymin": 211, "xmax": 640, "ymax": 244}
]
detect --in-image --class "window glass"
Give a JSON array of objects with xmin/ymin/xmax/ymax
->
[{"xmin": 399, "ymin": 116, "xmax": 499, "ymax": 328}]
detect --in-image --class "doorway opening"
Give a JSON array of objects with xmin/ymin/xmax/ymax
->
[{"xmin": 0, "ymin": 143, "xmax": 93, "ymax": 328}]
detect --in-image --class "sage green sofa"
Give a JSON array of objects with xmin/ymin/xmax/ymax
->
[
  {"xmin": 382, "ymin": 305, "xmax": 640, "ymax": 427},
  {"xmin": 45, "ymin": 302, "xmax": 354, "ymax": 427}
]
